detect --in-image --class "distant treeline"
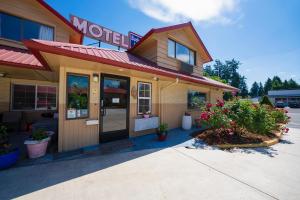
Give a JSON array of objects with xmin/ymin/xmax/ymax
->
[{"xmin": 204, "ymin": 59, "xmax": 299, "ymax": 99}]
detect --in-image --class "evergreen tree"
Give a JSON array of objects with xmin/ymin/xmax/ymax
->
[
  {"xmin": 272, "ymin": 76, "xmax": 283, "ymax": 90},
  {"xmin": 264, "ymin": 78, "xmax": 272, "ymax": 94},
  {"xmin": 239, "ymin": 76, "xmax": 248, "ymax": 97},
  {"xmin": 258, "ymin": 82, "xmax": 264, "ymax": 96},
  {"xmin": 282, "ymin": 80, "xmax": 289, "ymax": 89},
  {"xmin": 288, "ymin": 78, "xmax": 299, "ymax": 89},
  {"xmin": 203, "ymin": 59, "xmax": 248, "ymax": 98},
  {"xmin": 250, "ymin": 82, "xmax": 259, "ymax": 97},
  {"xmin": 203, "ymin": 65, "xmax": 214, "ymax": 76}
]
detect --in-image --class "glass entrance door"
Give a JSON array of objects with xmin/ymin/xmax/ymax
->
[{"xmin": 100, "ymin": 74, "xmax": 130, "ymax": 142}]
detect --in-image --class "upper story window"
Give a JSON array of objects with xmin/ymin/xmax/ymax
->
[
  {"xmin": 168, "ymin": 39, "xmax": 196, "ymax": 66},
  {"xmin": 0, "ymin": 12, "xmax": 54, "ymax": 42}
]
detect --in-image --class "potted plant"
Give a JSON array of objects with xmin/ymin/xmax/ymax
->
[
  {"xmin": 182, "ymin": 111, "xmax": 192, "ymax": 130},
  {"xmin": 24, "ymin": 129, "xmax": 50, "ymax": 159},
  {"xmin": 0, "ymin": 124, "xmax": 19, "ymax": 169},
  {"xmin": 157, "ymin": 123, "xmax": 168, "ymax": 141},
  {"xmin": 143, "ymin": 111, "xmax": 151, "ymax": 118}
]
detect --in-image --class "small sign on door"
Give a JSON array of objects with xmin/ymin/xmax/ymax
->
[{"xmin": 112, "ymin": 98, "xmax": 120, "ymax": 103}]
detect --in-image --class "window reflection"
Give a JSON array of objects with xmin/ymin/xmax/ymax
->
[
  {"xmin": 67, "ymin": 74, "xmax": 89, "ymax": 119},
  {"xmin": 167, "ymin": 39, "xmax": 196, "ymax": 65},
  {"xmin": 188, "ymin": 90, "xmax": 206, "ymax": 109}
]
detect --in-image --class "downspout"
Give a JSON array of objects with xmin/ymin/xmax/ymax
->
[{"xmin": 159, "ymin": 77, "xmax": 179, "ymax": 124}]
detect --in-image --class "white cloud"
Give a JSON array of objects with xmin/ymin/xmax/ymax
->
[{"xmin": 127, "ymin": 0, "xmax": 240, "ymax": 25}]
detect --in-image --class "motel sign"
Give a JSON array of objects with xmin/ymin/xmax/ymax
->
[{"xmin": 70, "ymin": 15, "xmax": 142, "ymax": 49}]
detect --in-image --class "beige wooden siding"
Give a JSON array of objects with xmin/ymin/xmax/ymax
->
[
  {"xmin": 0, "ymin": 0, "xmax": 71, "ymax": 49},
  {"xmin": 133, "ymin": 41, "xmax": 158, "ymax": 63},
  {"xmin": 161, "ymin": 82, "xmax": 221, "ymax": 129}
]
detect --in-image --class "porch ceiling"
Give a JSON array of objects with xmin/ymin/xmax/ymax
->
[{"xmin": 0, "ymin": 64, "xmax": 58, "ymax": 82}]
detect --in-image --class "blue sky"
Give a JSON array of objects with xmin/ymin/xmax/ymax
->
[{"xmin": 47, "ymin": 0, "xmax": 300, "ymax": 88}]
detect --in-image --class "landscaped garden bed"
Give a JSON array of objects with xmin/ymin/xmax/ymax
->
[{"xmin": 193, "ymin": 97, "xmax": 290, "ymax": 148}]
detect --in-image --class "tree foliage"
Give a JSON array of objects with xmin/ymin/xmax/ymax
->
[
  {"xmin": 252, "ymin": 76, "xmax": 300, "ymax": 97},
  {"xmin": 250, "ymin": 82, "xmax": 259, "ymax": 97},
  {"xmin": 204, "ymin": 59, "xmax": 248, "ymax": 99}
]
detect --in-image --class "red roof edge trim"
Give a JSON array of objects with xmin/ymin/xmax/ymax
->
[
  {"xmin": 24, "ymin": 40, "xmax": 238, "ymax": 91},
  {"xmin": 36, "ymin": 0, "xmax": 83, "ymax": 43},
  {"xmin": 0, "ymin": 60, "xmax": 48, "ymax": 71},
  {"xmin": 128, "ymin": 22, "xmax": 212, "ymax": 62}
]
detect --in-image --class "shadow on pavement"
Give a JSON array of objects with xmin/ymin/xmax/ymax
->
[{"xmin": 0, "ymin": 128, "xmax": 200, "ymax": 199}]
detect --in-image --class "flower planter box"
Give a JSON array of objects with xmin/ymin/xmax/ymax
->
[{"xmin": 134, "ymin": 117, "xmax": 159, "ymax": 132}]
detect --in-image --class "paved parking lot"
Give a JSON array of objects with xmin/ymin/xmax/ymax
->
[{"xmin": 0, "ymin": 109, "xmax": 299, "ymax": 200}]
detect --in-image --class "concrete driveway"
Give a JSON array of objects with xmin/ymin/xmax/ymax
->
[{"xmin": 1, "ymin": 109, "xmax": 300, "ymax": 200}]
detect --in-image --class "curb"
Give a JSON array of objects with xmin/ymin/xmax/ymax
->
[{"xmin": 215, "ymin": 126, "xmax": 285, "ymax": 149}]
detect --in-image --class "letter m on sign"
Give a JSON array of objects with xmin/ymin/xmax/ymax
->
[{"xmin": 70, "ymin": 15, "xmax": 87, "ymax": 34}]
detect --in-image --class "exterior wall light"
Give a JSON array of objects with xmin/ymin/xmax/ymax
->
[
  {"xmin": 153, "ymin": 77, "xmax": 159, "ymax": 81},
  {"xmin": 93, "ymin": 73, "xmax": 99, "ymax": 83},
  {"xmin": 0, "ymin": 72, "xmax": 6, "ymax": 77}
]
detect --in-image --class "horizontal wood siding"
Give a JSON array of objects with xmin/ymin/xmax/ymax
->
[
  {"xmin": 133, "ymin": 41, "xmax": 157, "ymax": 63},
  {"xmin": 162, "ymin": 82, "xmax": 220, "ymax": 129}
]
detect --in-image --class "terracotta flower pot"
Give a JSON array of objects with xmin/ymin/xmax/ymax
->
[
  {"xmin": 157, "ymin": 131, "xmax": 168, "ymax": 141},
  {"xmin": 24, "ymin": 137, "xmax": 50, "ymax": 159}
]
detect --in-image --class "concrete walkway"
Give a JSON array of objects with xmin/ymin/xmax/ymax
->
[{"xmin": 1, "ymin": 109, "xmax": 300, "ymax": 200}]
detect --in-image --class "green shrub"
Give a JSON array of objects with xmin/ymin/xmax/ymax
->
[
  {"xmin": 158, "ymin": 123, "xmax": 168, "ymax": 133},
  {"xmin": 250, "ymin": 105, "xmax": 275, "ymax": 134},
  {"xmin": 260, "ymin": 95, "xmax": 274, "ymax": 107},
  {"xmin": 271, "ymin": 108, "xmax": 288, "ymax": 124},
  {"xmin": 31, "ymin": 129, "xmax": 48, "ymax": 141},
  {"xmin": 0, "ymin": 125, "xmax": 8, "ymax": 145}
]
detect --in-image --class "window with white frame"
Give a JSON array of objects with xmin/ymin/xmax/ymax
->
[
  {"xmin": 12, "ymin": 84, "xmax": 57, "ymax": 110},
  {"xmin": 138, "ymin": 82, "xmax": 152, "ymax": 114}
]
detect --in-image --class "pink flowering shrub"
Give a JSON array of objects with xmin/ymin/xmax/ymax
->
[
  {"xmin": 200, "ymin": 100, "xmax": 230, "ymax": 130},
  {"xmin": 199, "ymin": 98, "xmax": 290, "ymax": 136}
]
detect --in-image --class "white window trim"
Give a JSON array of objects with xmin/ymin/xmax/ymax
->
[
  {"xmin": 137, "ymin": 82, "xmax": 152, "ymax": 114},
  {"xmin": 11, "ymin": 83, "xmax": 57, "ymax": 111}
]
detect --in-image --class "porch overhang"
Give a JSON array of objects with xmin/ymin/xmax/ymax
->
[{"xmin": 23, "ymin": 39, "xmax": 238, "ymax": 92}]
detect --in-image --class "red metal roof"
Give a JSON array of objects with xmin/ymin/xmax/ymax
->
[
  {"xmin": 0, "ymin": 45, "xmax": 49, "ymax": 70},
  {"xmin": 24, "ymin": 39, "xmax": 238, "ymax": 91},
  {"xmin": 128, "ymin": 22, "xmax": 213, "ymax": 63}
]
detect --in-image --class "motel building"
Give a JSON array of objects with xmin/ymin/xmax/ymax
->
[{"xmin": 0, "ymin": 0, "xmax": 237, "ymax": 152}]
